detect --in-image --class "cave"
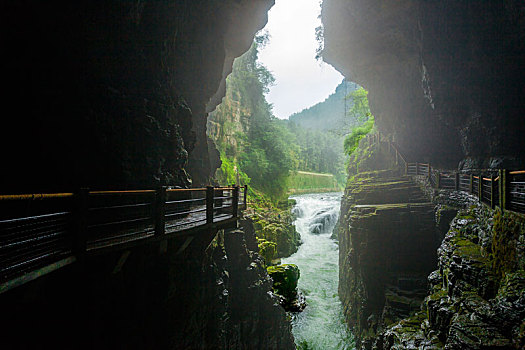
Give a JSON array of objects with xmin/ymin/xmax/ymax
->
[
  {"xmin": 1, "ymin": 0, "xmax": 524, "ymax": 349},
  {"xmin": 2, "ymin": 1, "xmax": 523, "ymax": 193}
]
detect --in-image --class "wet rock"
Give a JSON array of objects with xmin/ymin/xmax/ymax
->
[
  {"xmin": 267, "ymin": 264, "xmax": 306, "ymax": 312},
  {"xmin": 446, "ymin": 313, "xmax": 510, "ymax": 349}
]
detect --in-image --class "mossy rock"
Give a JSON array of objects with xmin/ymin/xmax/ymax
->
[
  {"xmin": 497, "ymin": 269, "xmax": 525, "ymax": 298},
  {"xmin": 257, "ymin": 238, "xmax": 277, "ymax": 264},
  {"xmin": 490, "ymin": 209, "xmax": 523, "ymax": 281},
  {"xmin": 267, "ymin": 264, "xmax": 300, "ymax": 300}
]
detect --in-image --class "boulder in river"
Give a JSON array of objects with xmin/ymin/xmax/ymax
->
[{"xmin": 267, "ymin": 264, "xmax": 306, "ymax": 312}]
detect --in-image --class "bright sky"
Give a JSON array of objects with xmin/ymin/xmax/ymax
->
[{"xmin": 258, "ymin": 0, "xmax": 343, "ymax": 119}]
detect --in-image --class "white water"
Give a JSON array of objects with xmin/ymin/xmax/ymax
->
[{"xmin": 282, "ymin": 192, "xmax": 355, "ymax": 350}]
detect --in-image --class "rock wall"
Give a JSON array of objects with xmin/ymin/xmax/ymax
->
[
  {"xmin": 338, "ymin": 162, "xmax": 439, "ymax": 349},
  {"xmin": 2, "ymin": 0, "xmax": 274, "ymax": 192},
  {"xmin": 321, "ymin": 0, "xmax": 525, "ymax": 169},
  {"xmin": 380, "ymin": 202, "xmax": 525, "ymax": 349},
  {"xmin": 338, "ymin": 141, "xmax": 525, "ymax": 349}
]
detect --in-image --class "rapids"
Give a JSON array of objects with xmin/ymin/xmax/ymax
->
[{"xmin": 282, "ymin": 192, "xmax": 355, "ymax": 350}]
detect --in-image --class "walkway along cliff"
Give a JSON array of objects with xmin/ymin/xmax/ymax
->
[
  {"xmin": 336, "ymin": 135, "xmax": 525, "ymax": 349},
  {"xmin": 1, "ymin": 186, "xmax": 296, "ymax": 349}
]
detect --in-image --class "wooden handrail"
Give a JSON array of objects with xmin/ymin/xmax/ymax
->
[
  {"xmin": 0, "ymin": 192, "xmax": 74, "ymax": 200},
  {"xmin": 388, "ymin": 135, "xmax": 523, "ymax": 214},
  {"xmin": 166, "ymin": 188, "xmax": 206, "ymax": 192},
  {"xmin": 90, "ymin": 190, "xmax": 156, "ymax": 195}
]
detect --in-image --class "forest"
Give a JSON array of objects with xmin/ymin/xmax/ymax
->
[{"xmin": 207, "ymin": 36, "xmax": 373, "ymax": 201}]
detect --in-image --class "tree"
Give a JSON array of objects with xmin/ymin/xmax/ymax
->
[{"xmin": 346, "ymin": 87, "xmax": 372, "ymax": 122}]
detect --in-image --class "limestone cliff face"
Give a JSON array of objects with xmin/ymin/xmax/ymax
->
[
  {"xmin": 207, "ymin": 89, "xmax": 251, "ymax": 160},
  {"xmin": 2, "ymin": 0, "xmax": 274, "ymax": 192},
  {"xmin": 321, "ymin": 0, "xmax": 525, "ymax": 168},
  {"xmin": 338, "ymin": 163, "xmax": 439, "ymax": 349}
]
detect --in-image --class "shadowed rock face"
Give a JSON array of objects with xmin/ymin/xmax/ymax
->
[
  {"xmin": 322, "ymin": 0, "xmax": 525, "ymax": 169},
  {"xmin": 337, "ymin": 168, "xmax": 439, "ymax": 349},
  {"xmin": 2, "ymin": 0, "xmax": 274, "ymax": 192}
]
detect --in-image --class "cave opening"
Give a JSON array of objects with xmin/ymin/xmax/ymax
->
[
  {"xmin": 206, "ymin": 1, "xmax": 362, "ymax": 348},
  {"xmin": 2, "ymin": 0, "xmax": 525, "ymax": 349}
]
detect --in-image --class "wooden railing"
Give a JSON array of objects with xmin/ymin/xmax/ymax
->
[
  {"xmin": 0, "ymin": 185, "xmax": 248, "ymax": 293},
  {"xmin": 376, "ymin": 137, "xmax": 525, "ymax": 214}
]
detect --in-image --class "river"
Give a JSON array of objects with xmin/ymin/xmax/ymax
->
[{"xmin": 282, "ymin": 192, "xmax": 355, "ymax": 350}]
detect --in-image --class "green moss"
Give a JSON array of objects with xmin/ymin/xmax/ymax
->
[
  {"xmin": 428, "ymin": 289, "xmax": 448, "ymax": 302},
  {"xmin": 267, "ymin": 264, "xmax": 300, "ymax": 299},
  {"xmin": 257, "ymin": 238, "xmax": 277, "ymax": 265},
  {"xmin": 497, "ymin": 269, "xmax": 525, "ymax": 298},
  {"xmin": 490, "ymin": 208, "xmax": 522, "ymax": 281},
  {"xmin": 452, "ymin": 237, "xmax": 486, "ymax": 262}
]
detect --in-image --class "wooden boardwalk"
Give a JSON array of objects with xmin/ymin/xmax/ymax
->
[
  {"xmin": 365, "ymin": 133, "xmax": 525, "ymax": 215},
  {"xmin": 0, "ymin": 185, "xmax": 247, "ymax": 293}
]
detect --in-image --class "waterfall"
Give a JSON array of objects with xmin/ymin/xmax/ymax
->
[{"xmin": 282, "ymin": 192, "xmax": 355, "ymax": 350}]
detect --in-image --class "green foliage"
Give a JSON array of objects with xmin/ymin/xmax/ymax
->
[
  {"xmin": 215, "ymin": 156, "xmax": 250, "ymax": 187},
  {"xmin": 344, "ymin": 116, "xmax": 375, "ymax": 156},
  {"xmin": 208, "ymin": 38, "xmax": 295, "ymax": 201},
  {"xmin": 287, "ymin": 121, "xmax": 347, "ymax": 185},
  {"xmin": 346, "ymin": 87, "xmax": 371, "ymax": 122}
]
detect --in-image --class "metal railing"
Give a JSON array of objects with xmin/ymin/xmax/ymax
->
[
  {"xmin": 0, "ymin": 185, "xmax": 248, "ymax": 292},
  {"xmin": 379, "ymin": 136, "xmax": 525, "ymax": 214}
]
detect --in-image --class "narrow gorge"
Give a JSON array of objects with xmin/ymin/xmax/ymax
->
[{"xmin": 2, "ymin": 0, "xmax": 524, "ymax": 349}]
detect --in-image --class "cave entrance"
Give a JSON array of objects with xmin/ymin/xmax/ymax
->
[{"xmin": 207, "ymin": 0, "xmax": 362, "ymax": 348}]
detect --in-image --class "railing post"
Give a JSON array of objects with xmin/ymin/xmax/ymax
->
[
  {"xmin": 490, "ymin": 174, "xmax": 496, "ymax": 209},
  {"xmin": 500, "ymin": 169, "xmax": 508, "ymax": 210},
  {"xmin": 243, "ymin": 185, "xmax": 248, "ymax": 209},
  {"xmin": 470, "ymin": 174, "xmax": 474, "ymax": 194},
  {"xmin": 206, "ymin": 186, "xmax": 214, "ymax": 225},
  {"xmin": 437, "ymin": 172, "xmax": 441, "ymax": 189},
  {"xmin": 154, "ymin": 186, "xmax": 166, "ymax": 236},
  {"xmin": 415, "ymin": 163, "xmax": 419, "ymax": 175},
  {"xmin": 232, "ymin": 186, "xmax": 239, "ymax": 218},
  {"xmin": 395, "ymin": 148, "xmax": 399, "ymax": 166},
  {"xmin": 73, "ymin": 188, "xmax": 89, "ymax": 257},
  {"xmin": 405, "ymin": 162, "xmax": 408, "ymax": 175},
  {"xmin": 455, "ymin": 172, "xmax": 460, "ymax": 191},
  {"xmin": 478, "ymin": 173, "xmax": 482, "ymax": 201}
]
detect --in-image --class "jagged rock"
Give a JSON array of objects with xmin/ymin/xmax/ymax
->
[
  {"xmin": 390, "ymin": 205, "xmax": 525, "ymax": 349},
  {"xmin": 267, "ymin": 264, "xmax": 306, "ymax": 312}
]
